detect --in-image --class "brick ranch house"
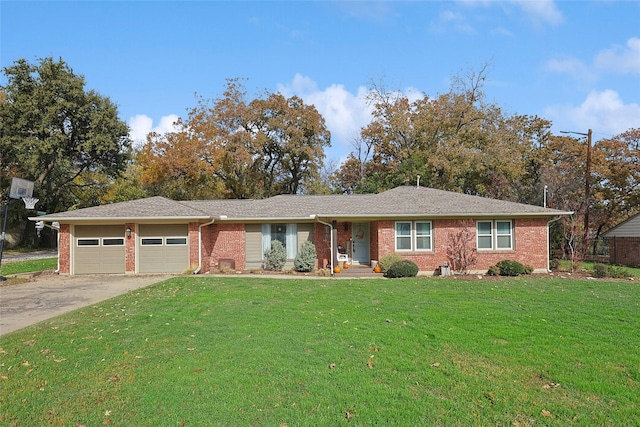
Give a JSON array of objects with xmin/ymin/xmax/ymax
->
[{"xmin": 31, "ymin": 186, "xmax": 571, "ymax": 276}]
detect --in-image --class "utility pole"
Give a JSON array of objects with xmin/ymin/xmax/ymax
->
[{"xmin": 560, "ymin": 129, "xmax": 592, "ymax": 259}]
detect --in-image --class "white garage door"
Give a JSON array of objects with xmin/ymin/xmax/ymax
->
[
  {"xmin": 74, "ymin": 225, "xmax": 126, "ymax": 274},
  {"xmin": 138, "ymin": 224, "xmax": 189, "ymax": 273}
]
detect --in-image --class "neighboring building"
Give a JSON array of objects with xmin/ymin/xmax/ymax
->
[
  {"xmin": 602, "ymin": 213, "xmax": 640, "ymax": 267},
  {"xmin": 31, "ymin": 186, "xmax": 571, "ymax": 276}
]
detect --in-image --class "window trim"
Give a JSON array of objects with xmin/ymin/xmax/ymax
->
[
  {"xmin": 394, "ymin": 220, "xmax": 433, "ymax": 252},
  {"xmin": 476, "ymin": 220, "xmax": 513, "ymax": 251}
]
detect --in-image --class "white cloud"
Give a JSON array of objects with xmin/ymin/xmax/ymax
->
[
  {"xmin": 278, "ymin": 74, "xmax": 427, "ymax": 162},
  {"xmin": 516, "ymin": 0, "xmax": 563, "ymax": 27},
  {"xmin": 595, "ymin": 37, "xmax": 640, "ymax": 75},
  {"xmin": 454, "ymin": 0, "xmax": 563, "ymax": 28},
  {"xmin": 128, "ymin": 114, "xmax": 180, "ymax": 147},
  {"xmin": 543, "ymin": 57, "xmax": 598, "ymax": 83},
  {"xmin": 277, "ymin": 74, "xmax": 374, "ymax": 156},
  {"xmin": 546, "ymin": 90, "xmax": 640, "ymax": 137}
]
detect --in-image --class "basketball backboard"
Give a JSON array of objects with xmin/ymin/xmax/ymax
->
[{"xmin": 9, "ymin": 177, "xmax": 34, "ymax": 199}]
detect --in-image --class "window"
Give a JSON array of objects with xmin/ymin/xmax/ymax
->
[
  {"xmin": 77, "ymin": 238, "xmax": 99, "ymax": 246},
  {"xmin": 262, "ymin": 223, "xmax": 298, "ymax": 259},
  {"xmin": 103, "ymin": 238, "xmax": 124, "ymax": 246},
  {"xmin": 395, "ymin": 221, "xmax": 433, "ymax": 251},
  {"xmin": 141, "ymin": 238, "xmax": 163, "ymax": 246},
  {"xmin": 166, "ymin": 237, "xmax": 187, "ymax": 245},
  {"xmin": 476, "ymin": 220, "xmax": 513, "ymax": 250}
]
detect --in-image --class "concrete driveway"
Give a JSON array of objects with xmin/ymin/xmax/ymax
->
[{"xmin": 0, "ymin": 273, "xmax": 170, "ymax": 336}]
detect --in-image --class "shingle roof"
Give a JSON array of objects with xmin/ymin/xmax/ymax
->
[
  {"xmin": 33, "ymin": 196, "xmax": 211, "ymax": 221},
  {"xmin": 33, "ymin": 186, "xmax": 571, "ymax": 223}
]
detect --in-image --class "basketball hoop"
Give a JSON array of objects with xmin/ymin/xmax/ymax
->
[{"xmin": 22, "ymin": 197, "xmax": 39, "ymax": 210}]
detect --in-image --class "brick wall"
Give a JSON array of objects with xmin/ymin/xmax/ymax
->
[
  {"xmin": 609, "ymin": 236, "xmax": 640, "ymax": 267},
  {"xmin": 205, "ymin": 223, "xmax": 246, "ymax": 271},
  {"xmin": 125, "ymin": 222, "xmax": 136, "ymax": 273},
  {"xmin": 58, "ymin": 224, "xmax": 71, "ymax": 274},
  {"xmin": 371, "ymin": 218, "xmax": 549, "ymax": 273},
  {"xmin": 313, "ymin": 223, "xmax": 331, "ymax": 269},
  {"xmin": 188, "ymin": 222, "xmax": 200, "ymax": 270}
]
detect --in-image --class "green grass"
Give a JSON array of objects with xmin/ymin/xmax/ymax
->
[
  {"xmin": 1, "ymin": 276, "xmax": 638, "ymax": 426},
  {"xmin": 0, "ymin": 258, "xmax": 58, "ymax": 276}
]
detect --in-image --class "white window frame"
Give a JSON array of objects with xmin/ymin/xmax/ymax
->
[
  {"xmin": 476, "ymin": 220, "xmax": 513, "ymax": 250},
  {"xmin": 261, "ymin": 223, "xmax": 298, "ymax": 259},
  {"xmin": 395, "ymin": 221, "xmax": 433, "ymax": 252}
]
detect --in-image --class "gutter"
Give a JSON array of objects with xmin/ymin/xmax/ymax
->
[
  {"xmin": 194, "ymin": 218, "xmax": 216, "ymax": 274},
  {"xmin": 311, "ymin": 215, "xmax": 334, "ymax": 276}
]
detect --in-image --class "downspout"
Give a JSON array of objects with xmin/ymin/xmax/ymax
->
[
  {"xmin": 194, "ymin": 218, "xmax": 216, "ymax": 274},
  {"xmin": 311, "ymin": 215, "xmax": 334, "ymax": 276},
  {"xmin": 547, "ymin": 216, "xmax": 563, "ymax": 272}
]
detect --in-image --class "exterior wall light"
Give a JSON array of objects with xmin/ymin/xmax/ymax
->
[{"xmin": 126, "ymin": 227, "xmax": 132, "ymax": 238}]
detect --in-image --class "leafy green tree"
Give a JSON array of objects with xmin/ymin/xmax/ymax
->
[{"xmin": 1, "ymin": 57, "xmax": 131, "ymax": 215}]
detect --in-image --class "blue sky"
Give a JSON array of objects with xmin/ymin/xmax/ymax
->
[{"xmin": 2, "ymin": 1, "xmax": 639, "ymax": 163}]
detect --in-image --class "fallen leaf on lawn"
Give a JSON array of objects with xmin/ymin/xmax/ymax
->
[
  {"xmin": 194, "ymin": 368, "xmax": 202, "ymax": 373},
  {"xmin": 542, "ymin": 409, "xmax": 553, "ymax": 417},
  {"xmin": 54, "ymin": 358, "xmax": 67, "ymax": 363},
  {"xmin": 431, "ymin": 362, "xmax": 440, "ymax": 367},
  {"xmin": 187, "ymin": 347, "xmax": 195, "ymax": 351},
  {"xmin": 107, "ymin": 375, "xmax": 119, "ymax": 382},
  {"xmin": 1, "ymin": 375, "xmax": 8, "ymax": 381},
  {"xmin": 345, "ymin": 411, "xmax": 352, "ymax": 421},
  {"xmin": 329, "ymin": 363, "xmax": 336, "ymax": 369},
  {"xmin": 366, "ymin": 360, "xmax": 373, "ymax": 369},
  {"xmin": 104, "ymin": 410, "xmax": 111, "ymax": 416},
  {"xmin": 21, "ymin": 361, "xmax": 30, "ymax": 367}
]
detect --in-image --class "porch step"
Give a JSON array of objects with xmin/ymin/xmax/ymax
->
[{"xmin": 334, "ymin": 265, "xmax": 382, "ymax": 278}]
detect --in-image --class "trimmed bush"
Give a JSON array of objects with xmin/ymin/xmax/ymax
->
[
  {"xmin": 264, "ymin": 240, "xmax": 287, "ymax": 271},
  {"xmin": 592, "ymin": 263, "xmax": 631, "ymax": 279},
  {"xmin": 379, "ymin": 253, "xmax": 404, "ymax": 274},
  {"xmin": 487, "ymin": 265, "xmax": 501, "ymax": 276},
  {"xmin": 592, "ymin": 263, "xmax": 608, "ymax": 278},
  {"xmin": 385, "ymin": 259, "xmax": 419, "ymax": 278},
  {"xmin": 294, "ymin": 241, "xmax": 317, "ymax": 272},
  {"xmin": 608, "ymin": 265, "xmax": 631, "ymax": 279},
  {"xmin": 494, "ymin": 259, "xmax": 526, "ymax": 276}
]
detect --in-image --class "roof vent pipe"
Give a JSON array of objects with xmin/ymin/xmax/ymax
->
[{"xmin": 416, "ymin": 174, "xmax": 421, "ymax": 188}]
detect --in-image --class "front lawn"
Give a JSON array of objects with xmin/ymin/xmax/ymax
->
[
  {"xmin": 0, "ymin": 257, "xmax": 58, "ymax": 277},
  {"xmin": 1, "ymin": 276, "xmax": 638, "ymax": 426}
]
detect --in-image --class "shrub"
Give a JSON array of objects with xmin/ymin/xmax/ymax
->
[
  {"xmin": 487, "ymin": 265, "xmax": 501, "ymax": 276},
  {"xmin": 524, "ymin": 265, "xmax": 534, "ymax": 275},
  {"xmin": 385, "ymin": 259, "xmax": 419, "ymax": 278},
  {"xmin": 379, "ymin": 253, "xmax": 404, "ymax": 274},
  {"xmin": 549, "ymin": 258, "xmax": 560, "ymax": 270},
  {"xmin": 495, "ymin": 259, "xmax": 526, "ymax": 276},
  {"xmin": 608, "ymin": 265, "xmax": 631, "ymax": 279},
  {"xmin": 263, "ymin": 240, "xmax": 287, "ymax": 271},
  {"xmin": 592, "ymin": 263, "xmax": 608, "ymax": 278},
  {"xmin": 294, "ymin": 241, "xmax": 317, "ymax": 272}
]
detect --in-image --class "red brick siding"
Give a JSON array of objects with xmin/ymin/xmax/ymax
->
[
  {"xmin": 370, "ymin": 218, "xmax": 549, "ymax": 273},
  {"xmin": 204, "ymin": 223, "xmax": 246, "ymax": 271},
  {"xmin": 188, "ymin": 222, "xmax": 200, "ymax": 270},
  {"xmin": 125, "ymin": 222, "xmax": 136, "ymax": 273},
  {"xmin": 609, "ymin": 236, "xmax": 640, "ymax": 267},
  {"xmin": 58, "ymin": 224, "xmax": 71, "ymax": 274},
  {"xmin": 313, "ymin": 223, "xmax": 331, "ymax": 269}
]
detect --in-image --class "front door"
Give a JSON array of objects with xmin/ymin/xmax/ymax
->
[{"xmin": 351, "ymin": 223, "xmax": 370, "ymax": 265}]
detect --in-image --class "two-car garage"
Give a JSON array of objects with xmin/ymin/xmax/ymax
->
[{"xmin": 73, "ymin": 224, "xmax": 189, "ymax": 274}]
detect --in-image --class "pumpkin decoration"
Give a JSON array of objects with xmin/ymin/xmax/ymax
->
[
  {"xmin": 373, "ymin": 265, "xmax": 382, "ymax": 273},
  {"xmin": 343, "ymin": 263, "xmax": 349, "ymax": 269},
  {"xmin": 333, "ymin": 266, "xmax": 341, "ymax": 274}
]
